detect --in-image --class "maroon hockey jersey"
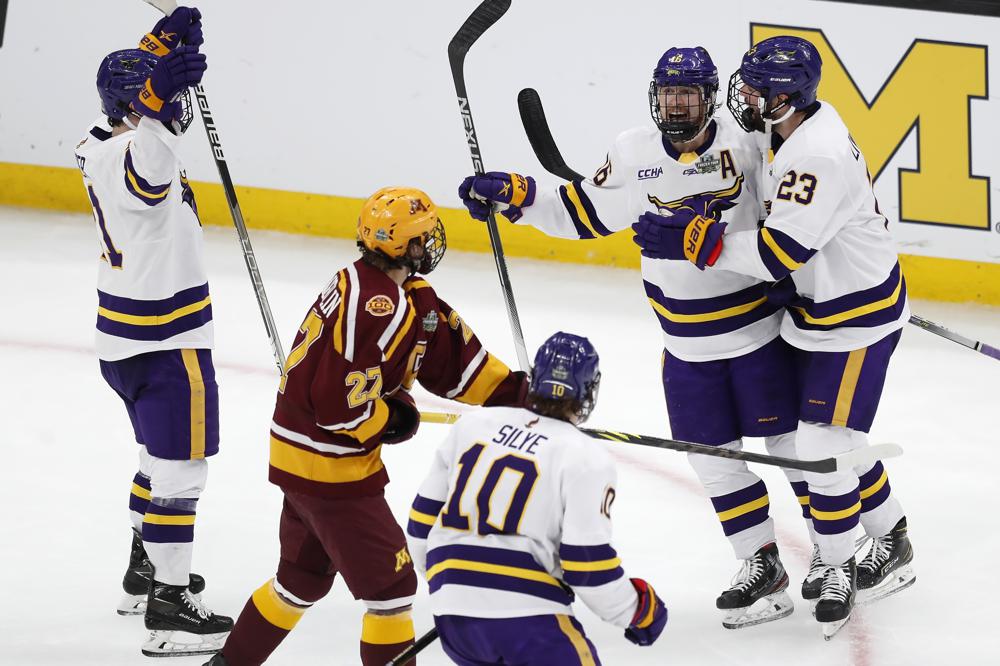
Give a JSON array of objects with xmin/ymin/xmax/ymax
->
[{"xmin": 269, "ymin": 259, "xmax": 527, "ymax": 498}]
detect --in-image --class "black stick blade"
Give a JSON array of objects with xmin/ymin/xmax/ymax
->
[
  {"xmin": 517, "ymin": 88, "xmax": 585, "ymax": 181},
  {"xmin": 448, "ymin": 0, "xmax": 512, "ymax": 65}
]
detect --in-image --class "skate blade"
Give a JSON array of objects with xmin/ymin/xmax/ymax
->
[
  {"xmin": 858, "ymin": 565, "xmax": 916, "ymax": 606},
  {"xmin": 117, "ymin": 593, "xmax": 146, "ymax": 616},
  {"xmin": 722, "ymin": 590, "xmax": 794, "ymax": 629},
  {"xmin": 821, "ymin": 615, "xmax": 850, "ymax": 641},
  {"xmin": 140, "ymin": 630, "xmax": 228, "ymax": 658}
]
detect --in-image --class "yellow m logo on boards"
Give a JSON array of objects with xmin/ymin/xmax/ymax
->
[{"xmin": 751, "ymin": 25, "xmax": 990, "ymax": 230}]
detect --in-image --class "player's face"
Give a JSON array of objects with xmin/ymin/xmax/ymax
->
[
  {"xmin": 737, "ymin": 82, "xmax": 767, "ymax": 131},
  {"xmin": 657, "ymin": 85, "xmax": 704, "ymax": 125}
]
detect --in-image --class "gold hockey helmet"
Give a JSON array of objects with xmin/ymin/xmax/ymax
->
[{"xmin": 357, "ymin": 187, "xmax": 447, "ymax": 274}]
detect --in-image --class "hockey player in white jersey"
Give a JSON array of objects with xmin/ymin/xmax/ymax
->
[
  {"xmin": 74, "ymin": 6, "xmax": 233, "ymax": 656},
  {"xmin": 406, "ymin": 332, "xmax": 667, "ymax": 664},
  {"xmin": 632, "ymin": 36, "xmax": 915, "ymax": 637},
  {"xmin": 459, "ymin": 47, "xmax": 810, "ymax": 629}
]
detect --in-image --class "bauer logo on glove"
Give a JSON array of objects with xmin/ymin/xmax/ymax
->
[{"xmin": 458, "ymin": 171, "xmax": 537, "ymax": 223}]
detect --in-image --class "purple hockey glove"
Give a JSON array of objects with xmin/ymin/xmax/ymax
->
[
  {"xmin": 631, "ymin": 210, "xmax": 726, "ymax": 269},
  {"xmin": 132, "ymin": 46, "xmax": 207, "ymax": 121},
  {"xmin": 458, "ymin": 171, "xmax": 536, "ymax": 223},
  {"xmin": 140, "ymin": 6, "xmax": 204, "ymax": 56},
  {"xmin": 625, "ymin": 578, "xmax": 668, "ymax": 646}
]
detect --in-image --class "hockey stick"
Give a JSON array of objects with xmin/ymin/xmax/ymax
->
[
  {"xmin": 448, "ymin": 0, "xmax": 530, "ymax": 372},
  {"xmin": 0, "ymin": 0, "xmax": 8, "ymax": 48},
  {"xmin": 419, "ymin": 411, "xmax": 903, "ymax": 473},
  {"xmin": 141, "ymin": 0, "xmax": 287, "ymax": 374},
  {"xmin": 519, "ymin": 87, "xmax": 1000, "ymax": 363},
  {"xmin": 907, "ymin": 314, "xmax": 1000, "ymax": 361},
  {"xmin": 385, "ymin": 627, "xmax": 439, "ymax": 666},
  {"xmin": 517, "ymin": 88, "xmax": 584, "ymax": 181}
]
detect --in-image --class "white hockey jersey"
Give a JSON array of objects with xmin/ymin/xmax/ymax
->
[
  {"xmin": 713, "ymin": 102, "xmax": 909, "ymax": 352},
  {"xmin": 75, "ymin": 116, "xmax": 213, "ymax": 362},
  {"xmin": 518, "ymin": 117, "xmax": 781, "ymax": 362},
  {"xmin": 406, "ymin": 406, "xmax": 639, "ymax": 626}
]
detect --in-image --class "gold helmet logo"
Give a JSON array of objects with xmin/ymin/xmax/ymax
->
[{"xmin": 357, "ymin": 187, "xmax": 442, "ymax": 262}]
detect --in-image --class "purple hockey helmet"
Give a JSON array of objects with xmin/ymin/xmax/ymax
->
[
  {"xmin": 648, "ymin": 46, "xmax": 720, "ymax": 142},
  {"xmin": 96, "ymin": 48, "xmax": 193, "ymax": 130},
  {"xmin": 96, "ymin": 49, "xmax": 159, "ymax": 121},
  {"xmin": 727, "ymin": 36, "xmax": 823, "ymax": 133},
  {"xmin": 528, "ymin": 332, "xmax": 601, "ymax": 422}
]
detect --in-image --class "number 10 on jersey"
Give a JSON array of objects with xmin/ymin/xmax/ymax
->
[{"xmin": 440, "ymin": 443, "xmax": 539, "ymax": 535}]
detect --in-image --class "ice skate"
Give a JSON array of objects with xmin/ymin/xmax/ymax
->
[
  {"xmin": 201, "ymin": 654, "xmax": 227, "ymax": 665},
  {"xmin": 815, "ymin": 557, "xmax": 856, "ymax": 640},
  {"xmin": 857, "ymin": 517, "xmax": 915, "ymax": 605},
  {"xmin": 716, "ymin": 543, "xmax": 794, "ymax": 629},
  {"xmin": 801, "ymin": 544, "xmax": 824, "ymax": 604},
  {"xmin": 141, "ymin": 582, "xmax": 233, "ymax": 657},
  {"xmin": 118, "ymin": 529, "xmax": 206, "ymax": 616}
]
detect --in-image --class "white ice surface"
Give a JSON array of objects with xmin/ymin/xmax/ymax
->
[{"xmin": 2, "ymin": 206, "xmax": 999, "ymax": 665}]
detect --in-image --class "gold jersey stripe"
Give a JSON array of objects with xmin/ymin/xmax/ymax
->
[
  {"xmin": 561, "ymin": 557, "xmax": 622, "ymax": 573},
  {"xmin": 269, "ymin": 437, "xmax": 384, "ymax": 484},
  {"xmin": 97, "ymin": 296, "xmax": 211, "ymax": 326},
  {"xmin": 426, "ymin": 558, "xmax": 563, "ymax": 587},
  {"xmin": 361, "ymin": 610, "xmax": 415, "ymax": 645},
  {"xmin": 251, "ymin": 580, "xmax": 306, "ymax": 631},
  {"xmin": 647, "ymin": 295, "xmax": 767, "ymax": 323},
  {"xmin": 556, "ymin": 615, "xmax": 597, "ymax": 666},
  {"xmin": 832, "ymin": 349, "xmax": 867, "ymax": 427},
  {"xmin": 143, "ymin": 513, "xmax": 195, "ymax": 526},
  {"xmin": 716, "ymin": 495, "xmax": 770, "ymax": 522},
  {"xmin": 181, "ymin": 349, "xmax": 206, "ymax": 459},
  {"xmin": 810, "ymin": 502, "xmax": 862, "ymax": 521},
  {"xmin": 760, "ymin": 228, "xmax": 804, "ymax": 271},
  {"xmin": 793, "ymin": 273, "xmax": 904, "ymax": 326}
]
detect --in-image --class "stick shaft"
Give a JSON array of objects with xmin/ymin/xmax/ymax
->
[
  {"xmin": 448, "ymin": 1, "xmax": 529, "ymax": 372},
  {"xmin": 386, "ymin": 628, "xmax": 439, "ymax": 666}
]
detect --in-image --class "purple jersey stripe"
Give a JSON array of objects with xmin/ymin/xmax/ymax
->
[
  {"xmin": 129, "ymin": 495, "xmax": 150, "ymax": 513},
  {"xmin": 427, "ymin": 544, "xmax": 547, "ymax": 572},
  {"xmin": 133, "ymin": 472, "xmax": 152, "ymax": 490},
  {"xmin": 791, "ymin": 480, "xmax": 811, "ymax": 519},
  {"xmin": 125, "ymin": 146, "xmax": 171, "ymax": 194},
  {"xmin": 98, "ymin": 283, "xmax": 210, "ymax": 317},
  {"xmin": 858, "ymin": 462, "xmax": 885, "ymax": 489},
  {"xmin": 572, "ymin": 181, "xmax": 614, "ymax": 237},
  {"xmin": 562, "ymin": 567, "xmax": 625, "ymax": 587},
  {"xmin": 559, "ymin": 543, "xmax": 617, "ymax": 562},
  {"xmin": 97, "ymin": 304, "xmax": 213, "ymax": 341},
  {"xmin": 788, "ymin": 264, "xmax": 906, "ymax": 331},
  {"xmin": 644, "ymin": 281, "xmax": 780, "ymax": 338},
  {"xmin": 412, "ymin": 494, "xmax": 445, "ymax": 516},
  {"xmin": 860, "ymin": 480, "xmax": 891, "ymax": 513},
  {"xmin": 406, "ymin": 521, "xmax": 432, "ymax": 539},
  {"xmin": 558, "ymin": 185, "xmax": 596, "ymax": 239},
  {"xmin": 710, "ymin": 480, "xmax": 767, "ymax": 513},
  {"xmin": 428, "ymin": 569, "xmax": 572, "ymax": 605},
  {"xmin": 146, "ymin": 503, "xmax": 196, "ymax": 517}
]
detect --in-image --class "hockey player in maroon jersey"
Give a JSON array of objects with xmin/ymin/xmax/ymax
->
[{"xmin": 206, "ymin": 187, "xmax": 528, "ymax": 666}]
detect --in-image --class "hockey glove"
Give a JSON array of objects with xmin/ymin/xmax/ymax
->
[
  {"xmin": 132, "ymin": 46, "xmax": 207, "ymax": 121},
  {"xmin": 140, "ymin": 6, "xmax": 204, "ymax": 56},
  {"xmin": 383, "ymin": 390, "xmax": 420, "ymax": 444},
  {"xmin": 624, "ymin": 578, "xmax": 667, "ymax": 647},
  {"xmin": 631, "ymin": 210, "xmax": 726, "ymax": 269},
  {"xmin": 458, "ymin": 172, "xmax": 536, "ymax": 223}
]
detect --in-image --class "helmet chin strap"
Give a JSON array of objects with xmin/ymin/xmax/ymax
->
[{"xmin": 123, "ymin": 114, "xmax": 139, "ymax": 130}]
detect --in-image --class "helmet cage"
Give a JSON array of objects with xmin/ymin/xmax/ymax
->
[
  {"xmin": 648, "ymin": 81, "xmax": 718, "ymax": 142},
  {"xmin": 418, "ymin": 218, "xmax": 447, "ymax": 275}
]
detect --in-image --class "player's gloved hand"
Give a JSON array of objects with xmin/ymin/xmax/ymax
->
[
  {"xmin": 624, "ymin": 578, "xmax": 667, "ymax": 647},
  {"xmin": 631, "ymin": 210, "xmax": 726, "ymax": 269},
  {"xmin": 383, "ymin": 391, "xmax": 420, "ymax": 444},
  {"xmin": 132, "ymin": 46, "xmax": 207, "ymax": 120},
  {"xmin": 458, "ymin": 172, "xmax": 536, "ymax": 223},
  {"xmin": 140, "ymin": 6, "xmax": 204, "ymax": 56}
]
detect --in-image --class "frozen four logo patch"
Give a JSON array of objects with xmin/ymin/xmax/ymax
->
[
  {"xmin": 683, "ymin": 153, "xmax": 722, "ymax": 176},
  {"xmin": 365, "ymin": 295, "xmax": 395, "ymax": 317}
]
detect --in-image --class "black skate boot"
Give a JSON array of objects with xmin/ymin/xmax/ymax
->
[
  {"xmin": 119, "ymin": 528, "xmax": 206, "ymax": 615},
  {"xmin": 141, "ymin": 582, "xmax": 233, "ymax": 657},
  {"xmin": 815, "ymin": 557, "xmax": 856, "ymax": 640},
  {"xmin": 802, "ymin": 544, "xmax": 824, "ymax": 602},
  {"xmin": 202, "ymin": 653, "xmax": 228, "ymax": 665},
  {"xmin": 857, "ymin": 517, "xmax": 915, "ymax": 603},
  {"xmin": 716, "ymin": 543, "xmax": 794, "ymax": 629}
]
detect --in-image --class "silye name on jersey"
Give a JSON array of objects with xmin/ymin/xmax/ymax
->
[
  {"xmin": 75, "ymin": 117, "xmax": 210, "ymax": 362},
  {"xmin": 518, "ymin": 117, "xmax": 781, "ymax": 362},
  {"xmin": 714, "ymin": 102, "xmax": 909, "ymax": 351},
  {"xmin": 406, "ymin": 407, "xmax": 638, "ymax": 627},
  {"xmin": 269, "ymin": 261, "xmax": 525, "ymax": 499}
]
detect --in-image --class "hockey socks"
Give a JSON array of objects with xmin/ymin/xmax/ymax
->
[
  {"xmin": 218, "ymin": 579, "xmax": 309, "ymax": 666},
  {"xmin": 360, "ymin": 610, "xmax": 415, "ymax": 665}
]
